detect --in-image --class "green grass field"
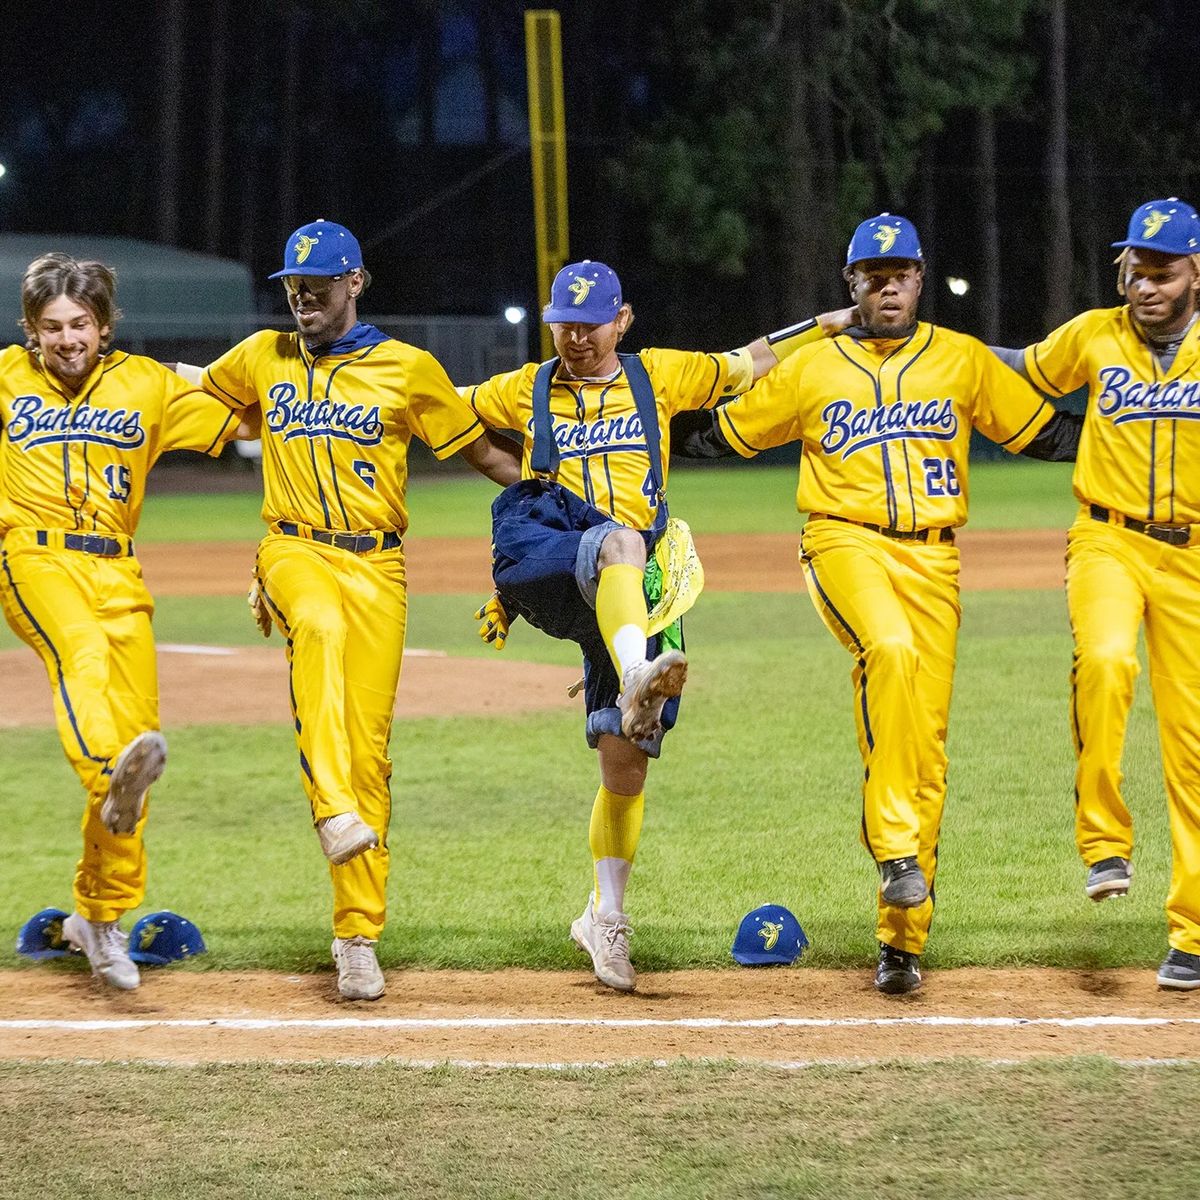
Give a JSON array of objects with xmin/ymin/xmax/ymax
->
[
  {"xmin": 4, "ymin": 461, "xmax": 1194, "ymax": 1198},
  {"xmin": 0, "ymin": 461, "xmax": 1155, "ymax": 971}
]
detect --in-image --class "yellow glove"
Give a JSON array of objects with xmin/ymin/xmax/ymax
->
[
  {"xmin": 474, "ymin": 593, "xmax": 509, "ymax": 650},
  {"xmin": 248, "ymin": 578, "xmax": 273, "ymax": 639}
]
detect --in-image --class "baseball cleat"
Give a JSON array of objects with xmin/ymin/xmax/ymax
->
[
  {"xmin": 618, "ymin": 650, "xmax": 687, "ymax": 741},
  {"xmin": 100, "ymin": 731, "xmax": 167, "ymax": 835},
  {"xmin": 332, "ymin": 936, "xmax": 386, "ymax": 1000},
  {"xmin": 1156, "ymin": 948, "xmax": 1200, "ymax": 991},
  {"xmin": 1086, "ymin": 856, "xmax": 1132, "ymax": 901},
  {"xmin": 62, "ymin": 913, "xmax": 140, "ymax": 990},
  {"xmin": 316, "ymin": 812, "xmax": 379, "ymax": 865},
  {"xmin": 878, "ymin": 856, "xmax": 929, "ymax": 908},
  {"xmin": 875, "ymin": 942, "xmax": 922, "ymax": 995},
  {"xmin": 571, "ymin": 897, "xmax": 636, "ymax": 992}
]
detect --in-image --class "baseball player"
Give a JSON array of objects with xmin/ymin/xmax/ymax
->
[
  {"xmin": 992, "ymin": 198, "xmax": 1200, "ymax": 989},
  {"xmin": 677, "ymin": 215, "xmax": 1081, "ymax": 994},
  {"xmin": 193, "ymin": 220, "xmax": 519, "ymax": 1001},
  {"xmin": 0, "ymin": 253, "xmax": 244, "ymax": 990},
  {"xmin": 465, "ymin": 259, "xmax": 858, "ymax": 991}
]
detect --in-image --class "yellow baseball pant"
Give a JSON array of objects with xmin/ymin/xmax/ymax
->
[
  {"xmin": 0, "ymin": 530, "xmax": 156, "ymax": 922},
  {"xmin": 255, "ymin": 533, "xmax": 407, "ymax": 941},
  {"xmin": 1067, "ymin": 510, "xmax": 1200, "ymax": 956},
  {"xmin": 799, "ymin": 519, "xmax": 961, "ymax": 955}
]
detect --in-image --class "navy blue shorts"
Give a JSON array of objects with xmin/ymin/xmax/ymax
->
[{"xmin": 491, "ymin": 480, "xmax": 681, "ymax": 755}]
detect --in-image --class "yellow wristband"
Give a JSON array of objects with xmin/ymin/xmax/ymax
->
[{"xmin": 765, "ymin": 317, "xmax": 823, "ymax": 362}]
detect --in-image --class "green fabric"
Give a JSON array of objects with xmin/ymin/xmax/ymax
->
[{"xmin": 643, "ymin": 556, "xmax": 683, "ymax": 651}]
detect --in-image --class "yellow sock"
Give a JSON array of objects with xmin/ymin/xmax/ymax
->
[
  {"xmin": 596, "ymin": 563, "xmax": 647, "ymax": 678},
  {"xmin": 589, "ymin": 785, "xmax": 644, "ymax": 916}
]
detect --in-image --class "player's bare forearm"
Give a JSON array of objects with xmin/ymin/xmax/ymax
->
[
  {"xmin": 459, "ymin": 428, "xmax": 522, "ymax": 486},
  {"xmin": 742, "ymin": 305, "xmax": 860, "ymax": 381}
]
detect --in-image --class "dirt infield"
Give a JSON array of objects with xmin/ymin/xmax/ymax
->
[
  {"xmin": 135, "ymin": 528, "xmax": 1068, "ymax": 597},
  {"xmin": 2, "ymin": 966, "xmax": 1197, "ymax": 1066},
  {"xmin": 0, "ymin": 646, "xmax": 580, "ymax": 729},
  {"xmin": 0, "ymin": 530, "xmax": 1066, "ymax": 730}
]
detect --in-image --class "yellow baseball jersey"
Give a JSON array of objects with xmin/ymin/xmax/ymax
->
[
  {"xmin": 1024, "ymin": 306, "xmax": 1200, "ymax": 523},
  {"xmin": 204, "ymin": 328, "xmax": 481, "ymax": 535},
  {"xmin": 720, "ymin": 324, "xmax": 1053, "ymax": 529},
  {"xmin": 0, "ymin": 345, "xmax": 239, "ymax": 537},
  {"xmin": 467, "ymin": 348, "xmax": 746, "ymax": 529}
]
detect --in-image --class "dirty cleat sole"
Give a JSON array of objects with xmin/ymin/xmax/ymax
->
[
  {"xmin": 100, "ymin": 732, "xmax": 167, "ymax": 835},
  {"xmin": 619, "ymin": 651, "xmax": 688, "ymax": 741},
  {"xmin": 317, "ymin": 812, "xmax": 379, "ymax": 866}
]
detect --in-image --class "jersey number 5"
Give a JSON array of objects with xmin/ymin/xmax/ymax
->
[
  {"xmin": 923, "ymin": 457, "xmax": 960, "ymax": 498},
  {"xmin": 353, "ymin": 459, "xmax": 377, "ymax": 490}
]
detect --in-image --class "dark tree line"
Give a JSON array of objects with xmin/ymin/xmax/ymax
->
[{"xmin": 0, "ymin": 1, "xmax": 1195, "ymax": 347}]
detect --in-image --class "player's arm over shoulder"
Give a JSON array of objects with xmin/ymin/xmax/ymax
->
[
  {"xmin": 672, "ymin": 339, "xmax": 826, "ymax": 460},
  {"xmin": 463, "ymin": 361, "xmax": 538, "ymax": 434},
  {"xmin": 1023, "ymin": 306, "xmax": 1120, "ymax": 397},
  {"xmin": 200, "ymin": 328, "xmax": 285, "ymax": 410},
  {"xmin": 152, "ymin": 354, "xmax": 244, "ymax": 457}
]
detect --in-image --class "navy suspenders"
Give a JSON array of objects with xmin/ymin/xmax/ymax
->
[{"xmin": 529, "ymin": 353, "xmax": 667, "ymax": 533}]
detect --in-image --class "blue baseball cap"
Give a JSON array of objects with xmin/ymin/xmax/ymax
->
[
  {"xmin": 542, "ymin": 260, "xmax": 624, "ymax": 324},
  {"xmin": 846, "ymin": 213, "xmax": 924, "ymax": 267},
  {"xmin": 269, "ymin": 219, "xmax": 364, "ymax": 279},
  {"xmin": 15, "ymin": 907, "xmax": 73, "ymax": 961},
  {"xmin": 731, "ymin": 903, "xmax": 809, "ymax": 966},
  {"xmin": 129, "ymin": 911, "xmax": 207, "ymax": 965},
  {"xmin": 1112, "ymin": 198, "xmax": 1200, "ymax": 255}
]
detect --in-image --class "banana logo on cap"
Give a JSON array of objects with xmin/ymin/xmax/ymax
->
[
  {"xmin": 569, "ymin": 276, "xmax": 595, "ymax": 306},
  {"xmin": 294, "ymin": 234, "xmax": 318, "ymax": 264},
  {"xmin": 874, "ymin": 224, "xmax": 900, "ymax": 253},
  {"xmin": 758, "ymin": 921, "xmax": 783, "ymax": 951},
  {"xmin": 1141, "ymin": 210, "xmax": 1170, "ymax": 239},
  {"xmin": 138, "ymin": 920, "xmax": 165, "ymax": 951}
]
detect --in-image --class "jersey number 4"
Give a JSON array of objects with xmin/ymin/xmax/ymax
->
[{"xmin": 923, "ymin": 457, "xmax": 960, "ymax": 498}]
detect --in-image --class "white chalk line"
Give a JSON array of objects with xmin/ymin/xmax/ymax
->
[
  {"xmin": 4, "ymin": 1056, "xmax": 1199, "ymax": 1071},
  {"xmin": 5, "ymin": 1014, "xmax": 1200, "ymax": 1032}
]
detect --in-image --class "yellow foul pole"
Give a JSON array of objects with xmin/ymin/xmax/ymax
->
[{"xmin": 524, "ymin": 9, "xmax": 569, "ymax": 360}]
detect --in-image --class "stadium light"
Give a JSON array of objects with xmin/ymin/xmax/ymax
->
[
  {"xmin": 0, "ymin": 163, "xmax": 7, "ymax": 180},
  {"xmin": 946, "ymin": 277, "xmax": 970, "ymax": 297},
  {"xmin": 504, "ymin": 306, "xmax": 527, "ymax": 325}
]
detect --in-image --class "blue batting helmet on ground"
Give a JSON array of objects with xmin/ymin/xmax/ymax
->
[
  {"xmin": 128, "ymin": 911, "xmax": 207, "ymax": 965},
  {"xmin": 731, "ymin": 904, "xmax": 810, "ymax": 965},
  {"xmin": 16, "ymin": 907, "xmax": 74, "ymax": 960}
]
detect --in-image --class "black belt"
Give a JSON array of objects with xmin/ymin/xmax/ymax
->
[
  {"xmin": 808, "ymin": 513, "xmax": 955, "ymax": 545},
  {"xmin": 1089, "ymin": 504, "xmax": 1191, "ymax": 547},
  {"xmin": 36, "ymin": 530, "xmax": 131, "ymax": 557},
  {"xmin": 277, "ymin": 522, "xmax": 402, "ymax": 554}
]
